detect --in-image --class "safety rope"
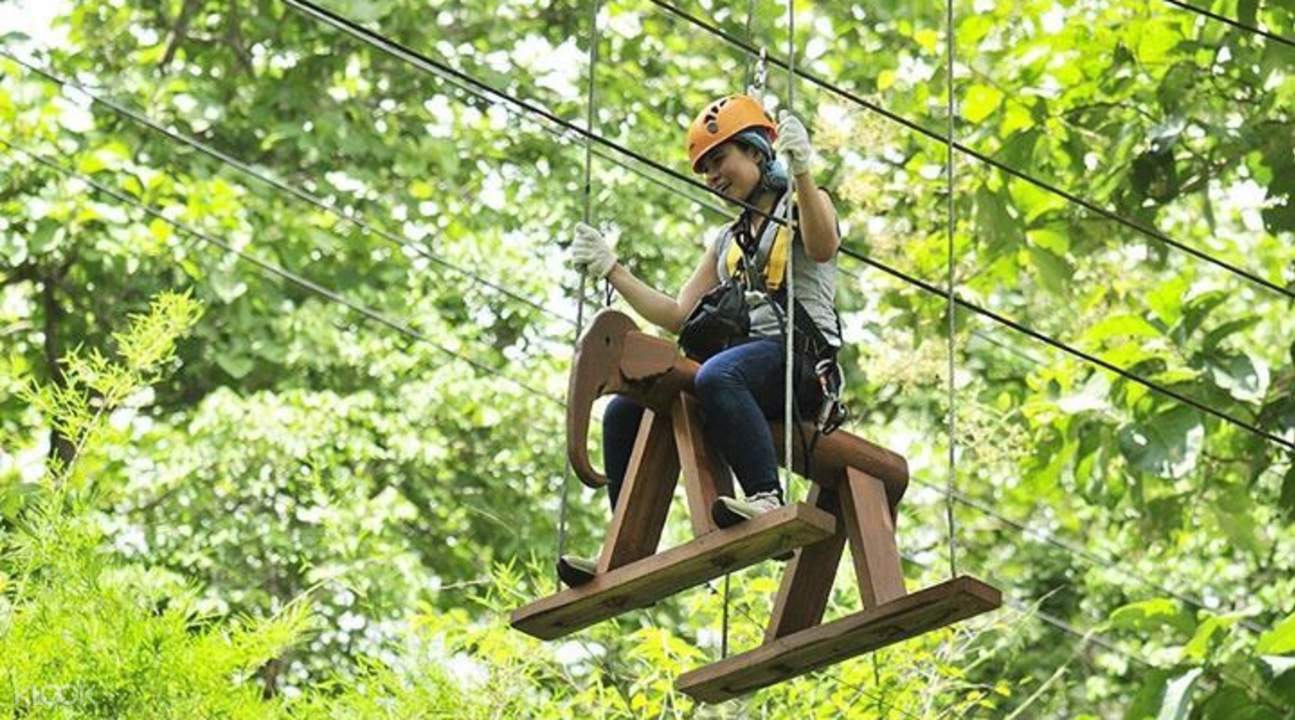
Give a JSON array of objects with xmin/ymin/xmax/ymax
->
[
  {"xmin": 556, "ymin": 0, "xmax": 602, "ymax": 592},
  {"xmin": 720, "ymin": 0, "xmax": 768, "ymax": 664},
  {"xmin": 944, "ymin": 0, "xmax": 959, "ymax": 579},
  {"xmin": 780, "ymin": 0, "xmax": 797, "ymax": 505}
]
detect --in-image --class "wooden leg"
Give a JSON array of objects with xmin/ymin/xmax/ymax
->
[
  {"xmin": 598, "ymin": 409, "xmax": 680, "ymax": 573},
  {"xmin": 672, "ymin": 394, "xmax": 733, "ymax": 538},
  {"xmin": 764, "ymin": 484, "xmax": 847, "ymax": 642},
  {"xmin": 841, "ymin": 467, "xmax": 907, "ymax": 608}
]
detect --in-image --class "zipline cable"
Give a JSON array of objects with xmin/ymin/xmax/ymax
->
[
  {"xmin": 0, "ymin": 139, "xmax": 565, "ymax": 408},
  {"xmin": 281, "ymin": 0, "xmax": 1295, "ymax": 455},
  {"xmin": 0, "ymin": 50, "xmax": 582, "ymax": 332},
  {"xmin": 282, "ymin": 0, "xmax": 790, "ymax": 239},
  {"xmin": 1162, "ymin": 0, "xmax": 1295, "ymax": 49},
  {"xmin": 724, "ymin": 0, "xmax": 769, "ymax": 662},
  {"xmin": 0, "ymin": 48, "xmax": 721, "ymax": 317},
  {"xmin": 839, "ymin": 244, "xmax": 1295, "ymax": 452},
  {"xmin": 648, "ymin": 0, "xmax": 1295, "ymax": 306}
]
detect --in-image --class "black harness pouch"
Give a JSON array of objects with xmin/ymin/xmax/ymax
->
[{"xmin": 678, "ymin": 277, "xmax": 751, "ymax": 361}]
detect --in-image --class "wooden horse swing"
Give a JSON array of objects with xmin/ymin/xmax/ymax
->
[{"xmin": 511, "ymin": 309, "xmax": 1002, "ymax": 702}]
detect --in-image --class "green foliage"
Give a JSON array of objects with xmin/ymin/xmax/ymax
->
[
  {"xmin": 0, "ymin": 0, "xmax": 1292, "ymax": 715},
  {"xmin": 0, "ymin": 291, "xmax": 310, "ymax": 719},
  {"xmin": 1106, "ymin": 597, "xmax": 1295, "ymax": 720}
]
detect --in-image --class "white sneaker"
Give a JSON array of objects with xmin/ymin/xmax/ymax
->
[{"xmin": 712, "ymin": 489, "xmax": 784, "ymax": 529}]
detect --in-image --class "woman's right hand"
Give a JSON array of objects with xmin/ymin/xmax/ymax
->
[{"xmin": 571, "ymin": 222, "xmax": 617, "ymax": 279}]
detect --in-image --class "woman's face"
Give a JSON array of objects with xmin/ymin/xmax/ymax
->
[{"xmin": 699, "ymin": 142, "xmax": 763, "ymax": 204}]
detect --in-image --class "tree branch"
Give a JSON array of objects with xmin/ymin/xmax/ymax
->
[{"xmin": 160, "ymin": 0, "xmax": 202, "ymax": 71}]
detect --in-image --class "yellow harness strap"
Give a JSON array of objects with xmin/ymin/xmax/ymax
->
[{"xmin": 725, "ymin": 203, "xmax": 794, "ymax": 292}]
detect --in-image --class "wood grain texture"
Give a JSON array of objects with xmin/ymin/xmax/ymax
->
[
  {"xmin": 598, "ymin": 409, "xmax": 679, "ymax": 572},
  {"xmin": 672, "ymin": 394, "xmax": 732, "ymax": 538},
  {"xmin": 677, "ymin": 576, "xmax": 1002, "ymax": 703},
  {"xmin": 510, "ymin": 503, "xmax": 837, "ymax": 641}
]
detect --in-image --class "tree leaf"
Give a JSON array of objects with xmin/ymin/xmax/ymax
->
[
  {"xmin": 1110, "ymin": 598, "xmax": 1194, "ymax": 634},
  {"xmin": 1237, "ymin": 0, "xmax": 1259, "ymax": 26},
  {"xmin": 1147, "ymin": 276, "xmax": 1189, "ymax": 326},
  {"xmin": 1084, "ymin": 314, "xmax": 1164, "ymax": 345},
  {"xmin": 1280, "ymin": 465, "xmax": 1295, "ymax": 521},
  {"xmin": 1214, "ymin": 484, "xmax": 1265, "ymax": 558},
  {"xmin": 1176, "ymin": 290, "xmax": 1230, "ymax": 341},
  {"xmin": 1027, "ymin": 244, "xmax": 1073, "ymax": 296},
  {"xmin": 1118, "ymin": 406, "xmax": 1203, "ymax": 478},
  {"xmin": 975, "ymin": 184, "xmax": 1024, "ymax": 258},
  {"xmin": 998, "ymin": 129, "xmax": 1041, "ymax": 168},
  {"xmin": 1184, "ymin": 614, "xmax": 1239, "ymax": 661},
  {"xmin": 962, "ymin": 84, "xmax": 1005, "ymax": 124},
  {"xmin": 1156, "ymin": 667, "xmax": 1203, "ymax": 720},
  {"xmin": 1203, "ymin": 352, "xmax": 1270, "ymax": 404},
  {"xmin": 1203, "ymin": 317, "xmax": 1262, "ymax": 351},
  {"xmin": 214, "ymin": 352, "xmax": 255, "ymax": 380},
  {"xmin": 1257, "ymin": 612, "xmax": 1295, "ymax": 656}
]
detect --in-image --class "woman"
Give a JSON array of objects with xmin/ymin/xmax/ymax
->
[{"xmin": 560, "ymin": 94, "xmax": 842, "ymax": 587}]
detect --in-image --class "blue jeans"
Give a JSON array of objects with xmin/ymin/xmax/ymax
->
[{"xmin": 602, "ymin": 338, "xmax": 818, "ymax": 512}]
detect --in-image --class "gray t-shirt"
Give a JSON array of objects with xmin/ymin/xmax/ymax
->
[{"xmin": 710, "ymin": 193, "xmax": 841, "ymax": 346}]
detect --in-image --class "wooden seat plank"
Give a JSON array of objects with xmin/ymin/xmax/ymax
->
[
  {"xmin": 511, "ymin": 503, "xmax": 837, "ymax": 641},
  {"xmin": 676, "ymin": 576, "xmax": 1001, "ymax": 703}
]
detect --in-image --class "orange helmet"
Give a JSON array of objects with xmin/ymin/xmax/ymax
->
[{"xmin": 686, "ymin": 94, "xmax": 777, "ymax": 173}]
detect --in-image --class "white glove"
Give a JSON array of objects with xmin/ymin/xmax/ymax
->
[
  {"xmin": 570, "ymin": 222, "xmax": 617, "ymax": 279},
  {"xmin": 774, "ymin": 110, "xmax": 813, "ymax": 176}
]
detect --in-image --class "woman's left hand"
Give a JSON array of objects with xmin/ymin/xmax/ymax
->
[{"xmin": 774, "ymin": 111, "xmax": 813, "ymax": 176}]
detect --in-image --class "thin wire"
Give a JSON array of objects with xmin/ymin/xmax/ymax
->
[
  {"xmin": 0, "ymin": 140, "xmax": 565, "ymax": 408},
  {"xmin": 282, "ymin": 0, "xmax": 1295, "ymax": 456},
  {"xmin": 905, "ymin": 474, "xmax": 1266, "ymax": 634},
  {"xmin": 944, "ymin": 0, "xmax": 958, "ymax": 580},
  {"xmin": 841, "ymin": 248, "xmax": 1295, "ymax": 451},
  {"xmin": 557, "ymin": 0, "xmax": 601, "ymax": 594},
  {"xmin": 741, "ymin": 0, "xmax": 759, "ymax": 92},
  {"xmin": 647, "ymin": 0, "xmax": 1295, "ymax": 306},
  {"xmin": 1162, "ymin": 0, "xmax": 1295, "ymax": 49},
  {"xmin": 720, "ymin": 569, "xmax": 730, "ymax": 660},
  {"xmin": 781, "ymin": 0, "xmax": 797, "ymax": 508},
  {"xmin": 282, "ymin": 0, "xmax": 787, "ymax": 238},
  {"xmin": 0, "ymin": 50, "xmax": 581, "ymax": 332}
]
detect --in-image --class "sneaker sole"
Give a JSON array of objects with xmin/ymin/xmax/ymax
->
[
  {"xmin": 711, "ymin": 498, "xmax": 748, "ymax": 529},
  {"xmin": 556, "ymin": 559, "xmax": 596, "ymax": 588},
  {"xmin": 711, "ymin": 500, "xmax": 795, "ymax": 561}
]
